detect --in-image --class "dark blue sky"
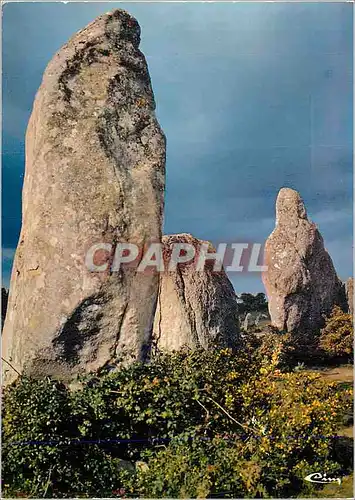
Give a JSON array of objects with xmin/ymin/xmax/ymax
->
[{"xmin": 2, "ymin": 2, "xmax": 353, "ymax": 292}]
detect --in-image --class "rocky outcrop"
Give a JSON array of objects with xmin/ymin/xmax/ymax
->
[
  {"xmin": 262, "ymin": 188, "xmax": 345, "ymax": 333},
  {"xmin": 2, "ymin": 10, "xmax": 166, "ymax": 384},
  {"xmin": 346, "ymin": 278, "xmax": 353, "ymax": 315},
  {"xmin": 152, "ymin": 234, "xmax": 240, "ymax": 351}
]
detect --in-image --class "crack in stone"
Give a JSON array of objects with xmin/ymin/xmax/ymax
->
[{"xmin": 174, "ymin": 265, "xmax": 199, "ymax": 347}]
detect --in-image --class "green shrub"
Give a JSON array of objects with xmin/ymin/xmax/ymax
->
[
  {"xmin": 2, "ymin": 347, "xmax": 352, "ymax": 498},
  {"xmin": 130, "ymin": 436, "xmax": 269, "ymax": 498},
  {"xmin": 252, "ymin": 327, "xmax": 334, "ymax": 370},
  {"xmin": 319, "ymin": 306, "xmax": 353, "ymax": 362},
  {"xmin": 126, "ymin": 366, "xmax": 353, "ymax": 498},
  {"xmin": 1, "ymin": 377, "xmax": 130, "ymax": 498}
]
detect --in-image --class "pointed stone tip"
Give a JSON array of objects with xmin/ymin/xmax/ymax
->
[
  {"xmin": 163, "ymin": 233, "xmax": 195, "ymax": 242},
  {"xmin": 276, "ymin": 187, "xmax": 307, "ymax": 224},
  {"xmin": 277, "ymin": 187, "xmax": 302, "ymax": 200},
  {"xmin": 60, "ymin": 9, "xmax": 141, "ymax": 56},
  {"xmin": 162, "ymin": 233, "xmax": 215, "ymax": 254},
  {"xmin": 104, "ymin": 8, "xmax": 141, "ymax": 48}
]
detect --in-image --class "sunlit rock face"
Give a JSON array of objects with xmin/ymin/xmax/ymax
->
[
  {"xmin": 262, "ymin": 188, "xmax": 345, "ymax": 334},
  {"xmin": 346, "ymin": 278, "xmax": 353, "ymax": 315},
  {"xmin": 2, "ymin": 9, "xmax": 166, "ymax": 384},
  {"xmin": 152, "ymin": 234, "xmax": 241, "ymax": 352}
]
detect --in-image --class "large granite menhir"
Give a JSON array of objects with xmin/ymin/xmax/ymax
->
[
  {"xmin": 262, "ymin": 188, "xmax": 345, "ymax": 333},
  {"xmin": 2, "ymin": 10, "xmax": 166, "ymax": 384},
  {"xmin": 152, "ymin": 234, "xmax": 240, "ymax": 352}
]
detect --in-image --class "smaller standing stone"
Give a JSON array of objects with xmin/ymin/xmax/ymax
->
[
  {"xmin": 346, "ymin": 278, "xmax": 353, "ymax": 315},
  {"xmin": 262, "ymin": 188, "xmax": 345, "ymax": 333},
  {"xmin": 152, "ymin": 234, "xmax": 240, "ymax": 352},
  {"xmin": 243, "ymin": 313, "xmax": 252, "ymax": 331}
]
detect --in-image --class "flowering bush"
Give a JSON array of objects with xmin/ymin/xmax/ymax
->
[
  {"xmin": 127, "ymin": 364, "xmax": 352, "ymax": 498},
  {"xmin": 2, "ymin": 347, "xmax": 352, "ymax": 498},
  {"xmin": 319, "ymin": 306, "xmax": 353, "ymax": 362}
]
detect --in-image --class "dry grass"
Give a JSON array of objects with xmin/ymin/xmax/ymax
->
[
  {"xmin": 338, "ymin": 426, "xmax": 353, "ymax": 438},
  {"xmin": 314, "ymin": 473, "xmax": 354, "ymax": 498},
  {"xmin": 316, "ymin": 365, "xmax": 354, "ymax": 383},
  {"xmin": 308, "ymin": 365, "xmax": 353, "ymax": 498}
]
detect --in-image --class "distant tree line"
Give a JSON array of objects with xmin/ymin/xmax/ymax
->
[{"xmin": 236, "ymin": 292, "xmax": 268, "ymax": 315}]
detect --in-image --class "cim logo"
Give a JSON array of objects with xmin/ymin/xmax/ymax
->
[{"xmin": 304, "ymin": 472, "xmax": 341, "ymax": 485}]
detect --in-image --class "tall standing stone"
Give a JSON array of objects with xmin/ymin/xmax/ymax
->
[
  {"xmin": 2, "ymin": 10, "xmax": 166, "ymax": 383},
  {"xmin": 262, "ymin": 188, "xmax": 345, "ymax": 333},
  {"xmin": 152, "ymin": 234, "xmax": 240, "ymax": 351}
]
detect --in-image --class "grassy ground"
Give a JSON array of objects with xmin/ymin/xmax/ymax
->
[
  {"xmin": 309, "ymin": 365, "xmax": 353, "ymax": 498},
  {"xmin": 314, "ymin": 365, "xmax": 354, "ymax": 383},
  {"xmin": 313, "ymin": 474, "xmax": 353, "ymax": 498}
]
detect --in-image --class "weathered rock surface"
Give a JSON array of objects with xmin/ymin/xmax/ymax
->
[
  {"xmin": 152, "ymin": 234, "xmax": 240, "ymax": 351},
  {"xmin": 243, "ymin": 313, "xmax": 252, "ymax": 332},
  {"xmin": 262, "ymin": 188, "xmax": 345, "ymax": 333},
  {"xmin": 2, "ymin": 10, "xmax": 165, "ymax": 383},
  {"xmin": 2, "ymin": 288, "xmax": 8, "ymax": 329},
  {"xmin": 346, "ymin": 278, "xmax": 353, "ymax": 315}
]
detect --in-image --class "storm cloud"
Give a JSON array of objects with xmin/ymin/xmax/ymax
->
[{"xmin": 2, "ymin": 2, "xmax": 352, "ymax": 292}]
